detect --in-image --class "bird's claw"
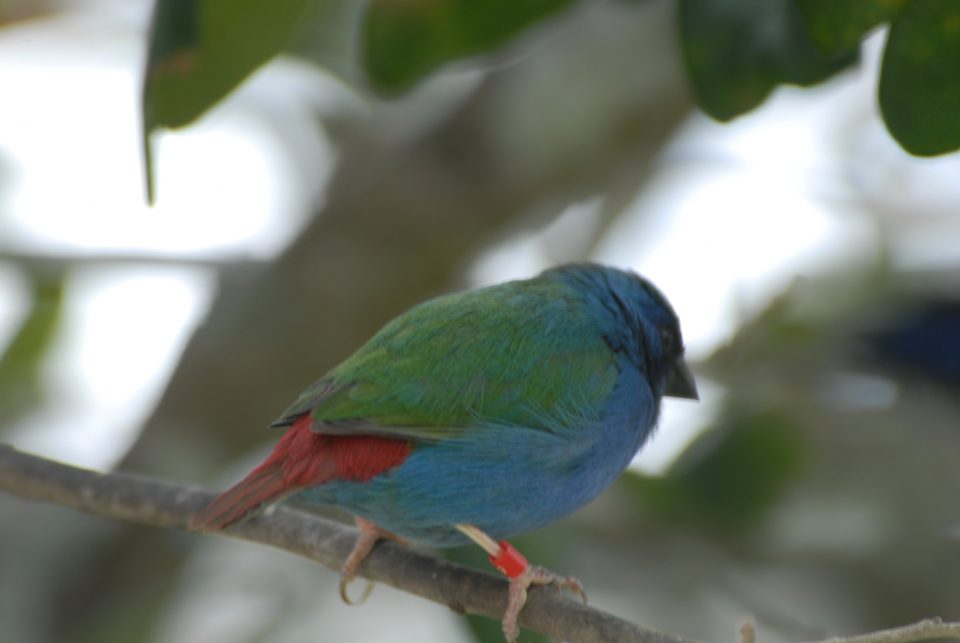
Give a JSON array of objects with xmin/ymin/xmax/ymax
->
[
  {"xmin": 502, "ymin": 566, "xmax": 587, "ymax": 643},
  {"xmin": 339, "ymin": 574, "xmax": 374, "ymax": 605},
  {"xmin": 338, "ymin": 516, "xmax": 383, "ymax": 606}
]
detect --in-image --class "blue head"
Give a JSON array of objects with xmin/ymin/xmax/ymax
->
[{"xmin": 546, "ymin": 263, "xmax": 698, "ymax": 401}]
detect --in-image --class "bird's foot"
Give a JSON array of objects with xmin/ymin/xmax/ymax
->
[
  {"xmin": 502, "ymin": 563, "xmax": 586, "ymax": 642},
  {"xmin": 455, "ymin": 524, "xmax": 587, "ymax": 643},
  {"xmin": 339, "ymin": 516, "xmax": 383, "ymax": 605}
]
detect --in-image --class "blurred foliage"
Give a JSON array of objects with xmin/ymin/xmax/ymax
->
[
  {"xmin": 142, "ymin": 0, "xmax": 328, "ymax": 200},
  {"xmin": 625, "ymin": 411, "xmax": 807, "ymax": 533},
  {"xmin": 0, "ymin": 273, "xmax": 64, "ymax": 425},
  {"xmin": 879, "ymin": 0, "xmax": 960, "ymax": 155},
  {"xmin": 794, "ymin": 0, "xmax": 906, "ymax": 53},
  {"xmin": 679, "ymin": 0, "xmax": 960, "ymax": 155},
  {"xmin": 678, "ymin": 0, "xmax": 857, "ymax": 121},
  {"xmin": 363, "ymin": 0, "xmax": 576, "ymax": 94},
  {"xmin": 143, "ymin": 0, "xmax": 314, "ymax": 131},
  {"xmin": 142, "ymin": 0, "xmax": 960, "ymax": 191}
]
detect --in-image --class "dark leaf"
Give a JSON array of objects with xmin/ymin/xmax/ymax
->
[
  {"xmin": 362, "ymin": 0, "xmax": 577, "ymax": 94},
  {"xmin": 880, "ymin": 0, "xmax": 960, "ymax": 155},
  {"xmin": 793, "ymin": 0, "xmax": 905, "ymax": 53},
  {"xmin": 679, "ymin": 0, "xmax": 857, "ymax": 121}
]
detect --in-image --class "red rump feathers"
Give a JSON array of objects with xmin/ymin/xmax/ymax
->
[{"xmin": 190, "ymin": 415, "xmax": 411, "ymax": 531}]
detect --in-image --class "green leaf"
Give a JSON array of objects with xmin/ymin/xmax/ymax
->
[
  {"xmin": 880, "ymin": 0, "xmax": 960, "ymax": 156},
  {"xmin": 679, "ymin": 0, "xmax": 858, "ymax": 121},
  {"xmin": 0, "ymin": 274, "xmax": 64, "ymax": 425},
  {"xmin": 141, "ymin": 0, "xmax": 319, "ymax": 201},
  {"xmin": 793, "ymin": 0, "xmax": 905, "ymax": 53},
  {"xmin": 362, "ymin": 0, "xmax": 577, "ymax": 94},
  {"xmin": 284, "ymin": 0, "xmax": 366, "ymax": 84},
  {"xmin": 143, "ymin": 0, "xmax": 318, "ymax": 131}
]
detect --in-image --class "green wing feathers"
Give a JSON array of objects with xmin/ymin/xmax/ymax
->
[{"xmin": 276, "ymin": 278, "xmax": 620, "ymax": 442}]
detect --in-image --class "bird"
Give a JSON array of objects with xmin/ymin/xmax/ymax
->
[{"xmin": 190, "ymin": 263, "xmax": 698, "ymax": 642}]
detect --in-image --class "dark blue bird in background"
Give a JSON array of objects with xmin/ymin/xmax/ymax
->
[{"xmin": 867, "ymin": 301, "xmax": 960, "ymax": 384}]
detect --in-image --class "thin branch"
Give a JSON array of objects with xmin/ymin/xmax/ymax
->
[
  {"xmin": 0, "ymin": 445, "xmax": 689, "ymax": 643},
  {"xmin": 805, "ymin": 618, "xmax": 960, "ymax": 643}
]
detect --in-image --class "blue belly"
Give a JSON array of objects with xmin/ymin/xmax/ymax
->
[{"xmin": 297, "ymin": 369, "xmax": 658, "ymax": 547}]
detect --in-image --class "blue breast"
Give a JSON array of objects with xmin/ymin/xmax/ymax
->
[{"xmin": 298, "ymin": 364, "xmax": 658, "ymax": 547}]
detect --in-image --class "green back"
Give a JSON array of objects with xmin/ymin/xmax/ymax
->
[{"xmin": 278, "ymin": 276, "xmax": 620, "ymax": 442}]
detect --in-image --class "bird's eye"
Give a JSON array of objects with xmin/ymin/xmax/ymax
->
[{"xmin": 660, "ymin": 327, "xmax": 675, "ymax": 353}]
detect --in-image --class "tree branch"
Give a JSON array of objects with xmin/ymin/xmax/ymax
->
[
  {"xmin": 0, "ymin": 445, "xmax": 688, "ymax": 643},
  {"xmin": 3, "ymin": 444, "xmax": 958, "ymax": 643},
  {"xmin": 805, "ymin": 618, "xmax": 960, "ymax": 643}
]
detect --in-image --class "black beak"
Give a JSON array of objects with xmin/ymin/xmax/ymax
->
[{"xmin": 664, "ymin": 357, "xmax": 698, "ymax": 400}]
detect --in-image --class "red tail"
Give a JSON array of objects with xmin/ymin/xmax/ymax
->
[{"xmin": 190, "ymin": 415, "xmax": 411, "ymax": 531}]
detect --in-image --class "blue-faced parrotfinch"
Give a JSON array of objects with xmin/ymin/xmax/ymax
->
[{"xmin": 191, "ymin": 263, "xmax": 698, "ymax": 641}]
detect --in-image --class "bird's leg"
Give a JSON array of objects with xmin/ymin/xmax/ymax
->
[
  {"xmin": 339, "ymin": 516, "xmax": 388, "ymax": 605},
  {"xmin": 455, "ymin": 524, "xmax": 587, "ymax": 643}
]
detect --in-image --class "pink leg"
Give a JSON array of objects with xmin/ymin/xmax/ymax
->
[
  {"xmin": 339, "ymin": 516, "xmax": 390, "ymax": 605},
  {"xmin": 456, "ymin": 524, "xmax": 587, "ymax": 643}
]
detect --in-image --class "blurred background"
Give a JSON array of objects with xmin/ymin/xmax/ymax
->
[{"xmin": 1, "ymin": 0, "xmax": 959, "ymax": 641}]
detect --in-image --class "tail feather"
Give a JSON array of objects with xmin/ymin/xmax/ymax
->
[
  {"xmin": 190, "ymin": 414, "xmax": 335, "ymax": 531},
  {"xmin": 190, "ymin": 464, "xmax": 296, "ymax": 531},
  {"xmin": 190, "ymin": 414, "xmax": 412, "ymax": 532}
]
